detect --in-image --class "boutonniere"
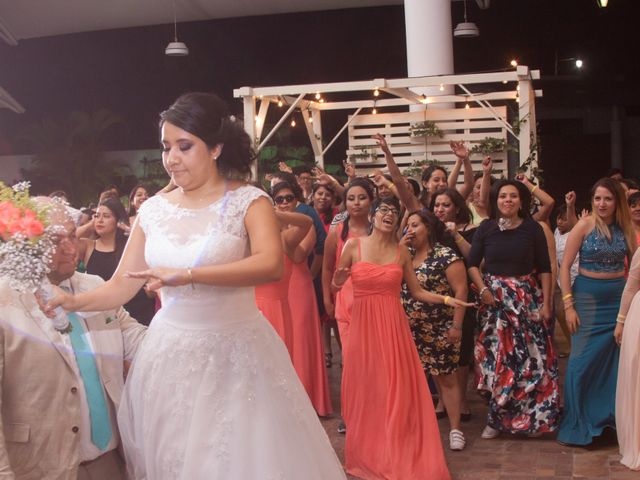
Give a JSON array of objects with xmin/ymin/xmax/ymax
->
[{"xmin": 105, "ymin": 316, "xmax": 115, "ymax": 324}]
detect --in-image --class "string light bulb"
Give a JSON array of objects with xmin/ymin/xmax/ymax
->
[
  {"xmin": 439, "ymin": 84, "xmax": 445, "ymax": 92},
  {"xmin": 277, "ymin": 99, "xmax": 283, "ymax": 108},
  {"xmin": 290, "ymin": 118, "xmax": 296, "ymax": 127},
  {"xmin": 421, "ymin": 95, "xmax": 429, "ymax": 105},
  {"xmin": 374, "ymin": 88, "xmax": 380, "ymax": 97},
  {"xmin": 510, "ymin": 59, "xmax": 518, "ymax": 67},
  {"xmin": 255, "ymin": 115, "xmax": 262, "ymax": 126},
  {"xmin": 319, "ymin": 98, "xmax": 325, "ymax": 103},
  {"xmin": 315, "ymin": 92, "xmax": 321, "ymax": 100},
  {"xmin": 465, "ymin": 102, "xmax": 470, "ymax": 110}
]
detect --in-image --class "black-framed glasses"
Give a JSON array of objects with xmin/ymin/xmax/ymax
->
[
  {"xmin": 376, "ymin": 206, "xmax": 400, "ymax": 217},
  {"xmin": 274, "ymin": 194, "xmax": 295, "ymax": 205}
]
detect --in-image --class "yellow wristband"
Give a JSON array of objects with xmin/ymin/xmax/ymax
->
[
  {"xmin": 531, "ymin": 185, "xmax": 538, "ymax": 194},
  {"xmin": 443, "ymin": 295, "xmax": 451, "ymax": 306},
  {"xmin": 562, "ymin": 293, "xmax": 573, "ymax": 301}
]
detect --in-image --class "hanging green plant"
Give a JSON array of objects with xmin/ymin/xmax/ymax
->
[
  {"xmin": 470, "ymin": 137, "xmax": 512, "ymax": 156},
  {"xmin": 402, "ymin": 158, "xmax": 441, "ymax": 179},
  {"xmin": 409, "ymin": 121, "xmax": 443, "ymax": 139},
  {"xmin": 347, "ymin": 145, "xmax": 377, "ymax": 163}
]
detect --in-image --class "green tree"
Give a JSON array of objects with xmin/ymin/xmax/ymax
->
[{"xmin": 19, "ymin": 109, "xmax": 128, "ymax": 205}]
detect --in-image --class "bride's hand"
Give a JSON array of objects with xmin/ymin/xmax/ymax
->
[
  {"xmin": 39, "ymin": 287, "xmax": 76, "ymax": 318},
  {"xmin": 126, "ymin": 268, "xmax": 190, "ymax": 291}
]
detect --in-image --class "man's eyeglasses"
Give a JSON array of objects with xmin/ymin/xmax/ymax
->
[
  {"xmin": 274, "ymin": 194, "xmax": 295, "ymax": 205},
  {"xmin": 376, "ymin": 206, "xmax": 400, "ymax": 217}
]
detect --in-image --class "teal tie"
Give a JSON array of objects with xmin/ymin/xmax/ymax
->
[{"xmin": 67, "ymin": 312, "xmax": 113, "ymax": 450}]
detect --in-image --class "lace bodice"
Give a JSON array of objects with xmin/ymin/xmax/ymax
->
[{"xmin": 138, "ymin": 185, "xmax": 270, "ymax": 315}]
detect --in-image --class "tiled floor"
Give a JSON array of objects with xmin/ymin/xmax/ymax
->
[{"xmin": 319, "ymin": 331, "xmax": 637, "ymax": 479}]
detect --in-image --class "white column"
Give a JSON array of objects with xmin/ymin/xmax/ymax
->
[{"xmin": 404, "ymin": 0, "xmax": 455, "ymax": 107}]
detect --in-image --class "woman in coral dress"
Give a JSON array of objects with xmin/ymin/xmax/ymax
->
[
  {"xmin": 255, "ymin": 205, "xmax": 312, "ymax": 358},
  {"xmin": 271, "ymin": 180, "xmax": 333, "ymax": 416},
  {"xmin": 614, "ymin": 246, "xmax": 640, "ymax": 470},
  {"xmin": 333, "ymin": 197, "xmax": 471, "ymax": 480}
]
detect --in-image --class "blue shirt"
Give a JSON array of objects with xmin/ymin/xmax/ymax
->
[{"xmin": 295, "ymin": 203, "xmax": 326, "ymax": 256}]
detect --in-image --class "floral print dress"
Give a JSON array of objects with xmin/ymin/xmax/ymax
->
[{"xmin": 401, "ymin": 243, "xmax": 462, "ymax": 376}]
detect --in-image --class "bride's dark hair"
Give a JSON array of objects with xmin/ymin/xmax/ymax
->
[{"xmin": 160, "ymin": 92, "xmax": 254, "ymax": 179}]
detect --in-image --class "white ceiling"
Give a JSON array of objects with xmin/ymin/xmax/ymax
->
[{"xmin": 0, "ymin": 0, "xmax": 402, "ymax": 43}]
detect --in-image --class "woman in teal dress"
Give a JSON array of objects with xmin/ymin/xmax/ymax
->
[{"xmin": 558, "ymin": 177, "xmax": 637, "ymax": 445}]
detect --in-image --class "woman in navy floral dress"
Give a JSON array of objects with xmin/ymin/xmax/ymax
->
[
  {"xmin": 401, "ymin": 210, "xmax": 469, "ymax": 451},
  {"xmin": 468, "ymin": 180, "xmax": 559, "ymax": 439}
]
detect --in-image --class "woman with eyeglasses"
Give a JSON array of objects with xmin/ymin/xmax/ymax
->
[
  {"xmin": 333, "ymin": 196, "xmax": 472, "ymax": 480},
  {"xmin": 262, "ymin": 180, "xmax": 333, "ymax": 416}
]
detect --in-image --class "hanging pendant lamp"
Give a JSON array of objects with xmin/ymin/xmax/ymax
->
[
  {"xmin": 165, "ymin": 0, "xmax": 189, "ymax": 56},
  {"xmin": 454, "ymin": 0, "xmax": 480, "ymax": 38}
]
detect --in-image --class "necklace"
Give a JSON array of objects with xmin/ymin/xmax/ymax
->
[{"xmin": 498, "ymin": 217, "xmax": 522, "ymax": 231}]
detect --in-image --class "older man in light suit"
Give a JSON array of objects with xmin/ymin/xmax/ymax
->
[{"xmin": 0, "ymin": 201, "xmax": 146, "ymax": 479}]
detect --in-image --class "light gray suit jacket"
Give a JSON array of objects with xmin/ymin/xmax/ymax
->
[{"xmin": 0, "ymin": 273, "xmax": 146, "ymax": 480}]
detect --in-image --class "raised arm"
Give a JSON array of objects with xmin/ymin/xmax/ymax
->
[
  {"xmin": 449, "ymin": 141, "xmax": 474, "ymax": 200},
  {"xmin": 516, "ymin": 174, "xmax": 555, "ymax": 223},
  {"xmin": 276, "ymin": 210, "xmax": 313, "ymax": 255},
  {"xmin": 373, "ymin": 133, "xmax": 421, "ymax": 211},
  {"xmin": 477, "ymin": 156, "xmax": 492, "ymax": 212},
  {"xmin": 565, "ymin": 191, "xmax": 578, "ymax": 229}
]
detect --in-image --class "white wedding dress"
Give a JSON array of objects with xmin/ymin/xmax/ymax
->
[{"xmin": 117, "ymin": 185, "xmax": 346, "ymax": 479}]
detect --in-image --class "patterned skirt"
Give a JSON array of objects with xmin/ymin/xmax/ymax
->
[{"xmin": 475, "ymin": 274, "xmax": 560, "ymax": 434}]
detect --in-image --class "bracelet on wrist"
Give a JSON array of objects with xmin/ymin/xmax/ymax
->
[
  {"xmin": 187, "ymin": 268, "xmax": 195, "ymax": 290},
  {"xmin": 562, "ymin": 293, "xmax": 573, "ymax": 301},
  {"xmin": 331, "ymin": 279, "xmax": 344, "ymax": 290},
  {"xmin": 479, "ymin": 286, "xmax": 490, "ymax": 297},
  {"xmin": 616, "ymin": 319, "xmax": 625, "ymax": 325},
  {"xmin": 530, "ymin": 185, "xmax": 538, "ymax": 194}
]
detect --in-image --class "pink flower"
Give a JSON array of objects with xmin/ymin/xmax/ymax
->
[
  {"xmin": 17, "ymin": 209, "xmax": 45, "ymax": 239},
  {"xmin": 0, "ymin": 201, "xmax": 21, "ymax": 240}
]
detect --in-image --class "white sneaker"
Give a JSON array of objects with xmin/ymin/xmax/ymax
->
[
  {"xmin": 481, "ymin": 425, "xmax": 500, "ymax": 439},
  {"xmin": 449, "ymin": 429, "xmax": 466, "ymax": 451}
]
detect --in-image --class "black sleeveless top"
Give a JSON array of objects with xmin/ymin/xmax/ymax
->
[{"xmin": 86, "ymin": 248, "xmax": 156, "ymax": 326}]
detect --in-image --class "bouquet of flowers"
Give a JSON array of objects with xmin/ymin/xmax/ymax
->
[{"xmin": 0, "ymin": 181, "xmax": 71, "ymax": 332}]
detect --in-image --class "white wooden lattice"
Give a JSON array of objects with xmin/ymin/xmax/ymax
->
[{"xmin": 347, "ymin": 106, "xmax": 508, "ymax": 180}]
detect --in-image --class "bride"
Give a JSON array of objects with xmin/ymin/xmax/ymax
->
[{"xmin": 46, "ymin": 92, "xmax": 347, "ymax": 479}]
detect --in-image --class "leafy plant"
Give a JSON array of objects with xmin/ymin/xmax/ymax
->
[
  {"xmin": 402, "ymin": 158, "xmax": 441, "ymax": 179},
  {"xmin": 409, "ymin": 121, "xmax": 443, "ymax": 138},
  {"xmin": 347, "ymin": 146, "xmax": 377, "ymax": 163},
  {"xmin": 470, "ymin": 137, "xmax": 510, "ymax": 156},
  {"xmin": 18, "ymin": 109, "xmax": 128, "ymax": 206}
]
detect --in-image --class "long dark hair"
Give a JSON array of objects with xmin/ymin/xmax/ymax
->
[
  {"xmin": 160, "ymin": 92, "xmax": 254, "ymax": 179},
  {"xmin": 406, "ymin": 209, "xmax": 452, "ymax": 250},
  {"xmin": 97, "ymin": 197, "xmax": 129, "ymax": 257},
  {"xmin": 430, "ymin": 187, "xmax": 472, "ymax": 225},
  {"xmin": 312, "ymin": 182, "xmax": 337, "ymax": 225},
  {"xmin": 419, "ymin": 165, "xmax": 448, "ymax": 208},
  {"xmin": 127, "ymin": 184, "xmax": 148, "ymax": 216},
  {"xmin": 341, "ymin": 177, "xmax": 375, "ymax": 241}
]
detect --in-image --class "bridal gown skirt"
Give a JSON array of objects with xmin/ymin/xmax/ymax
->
[{"xmin": 118, "ymin": 299, "xmax": 346, "ymax": 480}]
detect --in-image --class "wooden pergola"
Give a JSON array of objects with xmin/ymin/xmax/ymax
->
[{"xmin": 234, "ymin": 66, "xmax": 542, "ymax": 179}]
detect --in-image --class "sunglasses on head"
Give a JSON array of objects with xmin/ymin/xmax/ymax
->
[{"xmin": 274, "ymin": 194, "xmax": 295, "ymax": 205}]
